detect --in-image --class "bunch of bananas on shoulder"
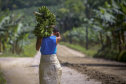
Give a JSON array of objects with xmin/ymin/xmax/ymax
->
[{"xmin": 33, "ymin": 6, "xmax": 56, "ymax": 37}]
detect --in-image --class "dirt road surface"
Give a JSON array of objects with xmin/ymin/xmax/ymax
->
[
  {"xmin": 0, "ymin": 44, "xmax": 126, "ymax": 84},
  {"xmin": 0, "ymin": 45, "xmax": 101, "ymax": 84},
  {"xmin": 57, "ymin": 45, "xmax": 126, "ymax": 84}
]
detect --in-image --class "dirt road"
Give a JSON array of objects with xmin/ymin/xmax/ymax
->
[
  {"xmin": 0, "ymin": 45, "xmax": 101, "ymax": 84},
  {"xmin": 57, "ymin": 45, "xmax": 126, "ymax": 84},
  {"xmin": 0, "ymin": 44, "xmax": 126, "ymax": 84}
]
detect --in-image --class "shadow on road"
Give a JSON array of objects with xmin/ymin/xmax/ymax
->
[
  {"xmin": 29, "ymin": 65, "xmax": 39, "ymax": 67},
  {"xmin": 61, "ymin": 62, "xmax": 126, "ymax": 68}
]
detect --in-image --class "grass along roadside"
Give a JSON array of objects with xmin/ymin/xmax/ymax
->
[
  {"xmin": 22, "ymin": 39, "xmax": 37, "ymax": 57},
  {"xmin": 0, "ymin": 67, "xmax": 6, "ymax": 84},
  {"xmin": 59, "ymin": 42, "xmax": 101, "ymax": 57},
  {"xmin": 0, "ymin": 39, "xmax": 37, "ymax": 57}
]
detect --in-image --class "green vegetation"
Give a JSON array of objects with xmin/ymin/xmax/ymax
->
[
  {"xmin": 0, "ymin": 10, "xmax": 30, "ymax": 54},
  {"xmin": 0, "ymin": 68, "xmax": 6, "ymax": 84},
  {"xmin": 62, "ymin": 27, "xmax": 99, "ymax": 43},
  {"xmin": 0, "ymin": 2, "xmax": 60, "ymax": 57},
  {"xmin": 0, "ymin": 39, "xmax": 36, "ymax": 57},
  {"xmin": 95, "ymin": 47, "xmax": 119, "ymax": 60},
  {"xmin": 1, "ymin": 0, "xmax": 63, "ymax": 10},
  {"xmin": 60, "ymin": 42, "xmax": 100, "ymax": 57},
  {"xmin": 93, "ymin": 0, "xmax": 126, "ymax": 61},
  {"xmin": 0, "ymin": 0, "xmax": 126, "ymax": 61},
  {"xmin": 57, "ymin": 0, "xmax": 126, "ymax": 61},
  {"xmin": 118, "ymin": 50, "xmax": 126, "ymax": 62},
  {"xmin": 23, "ymin": 39, "xmax": 37, "ymax": 57}
]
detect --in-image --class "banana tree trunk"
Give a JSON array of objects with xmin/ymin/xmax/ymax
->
[
  {"xmin": 119, "ymin": 30, "xmax": 126, "ymax": 51},
  {"xmin": 15, "ymin": 39, "xmax": 19, "ymax": 54},
  {"xmin": 121, "ymin": 30, "xmax": 125, "ymax": 43},
  {"xmin": 5, "ymin": 32, "xmax": 9, "ymax": 43},
  {"xmin": 105, "ymin": 34, "xmax": 111, "ymax": 47},
  {"xmin": 68, "ymin": 13, "xmax": 72, "ymax": 44},
  {"xmin": 86, "ymin": 26, "xmax": 88, "ymax": 50},
  {"xmin": 118, "ymin": 31, "xmax": 123, "ymax": 52},
  {"xmin": 2, "ymin": 41, "xmax": 5, "ymax": 51},
  {"xmin": 85, "ymin": 5, "xmax": 89, "ymax": 50},
  {"xmin": 121, "ymin": 30, "xmax": 126, "ymax": 50},
  {"xmin": 12, "ymin": 41, "xmax": 16, "ymax": 54},
  {"xmin": 99, "ymin": 32, "xmax": 104, "ymax": 47},
  {"xmin": 0, "ymin": 35, "xmax": 1, "ymax": 52}
]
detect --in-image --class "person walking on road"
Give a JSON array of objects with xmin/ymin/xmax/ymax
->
[{"xmin": 36, "ymin": 27, "xmax": 62, "ymax": 84}]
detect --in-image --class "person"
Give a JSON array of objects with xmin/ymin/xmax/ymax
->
[{"xmin": 36, "ymin": 27, "xmax": 62, "ymax": 84}]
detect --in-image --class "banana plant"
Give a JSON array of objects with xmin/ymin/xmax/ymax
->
[
  {"xmin": 0, "ymin": 13, "xmax": 29, "ymax": 54},
  {"xmin": 94, "ymin": 0, "xmax": 126, "ymax": 61}
]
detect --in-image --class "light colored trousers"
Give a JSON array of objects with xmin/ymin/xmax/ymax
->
[{"xmin": 39, "ymin": 54, "xmax": 62, "ymax": 84}]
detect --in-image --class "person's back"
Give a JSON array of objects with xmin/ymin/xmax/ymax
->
[{"xmin": 40, "ymin": 35, "xmax": 57, "ymax": 55}]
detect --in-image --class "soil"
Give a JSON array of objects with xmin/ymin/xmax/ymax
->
[
  {"xmin": 57, "ymin": 44, "xmax": 126, "ymax": 84},
  {"xmin": 0, "ymin": 45, "xmax": 101, "ymax": 84}
]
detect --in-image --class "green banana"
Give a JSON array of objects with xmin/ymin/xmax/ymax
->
[{"xmin": 33, "ymin": 6, "xmax": 56, "ymax": 37}]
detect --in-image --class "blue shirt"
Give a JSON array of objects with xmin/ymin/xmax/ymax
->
[{"xmin": 40, "ymin": 36, "xmax": 57, "ymax": 55}]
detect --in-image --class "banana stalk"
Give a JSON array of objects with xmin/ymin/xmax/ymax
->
[{"xmin": 33, "ymin": 12, "xmax": 43, "ymax": 16}]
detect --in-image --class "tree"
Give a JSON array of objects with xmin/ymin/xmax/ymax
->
[
  {"xmin": 1, "ymin": 0, "xmax": 63, "ymax": 10},
  {"xmin": 57, "ymin": 0, "xmax": 85, "ymax": 43},
  {"xmin": 94, "ymin": 0, "xmax": 126, "ymax": 61},
  {"xmin": 0, "ymin": 12, "xmax": 29, "ymax": 54},
  {"xmin": 82, "ymin": 0, "xmax": 110, "ymax": 50}
]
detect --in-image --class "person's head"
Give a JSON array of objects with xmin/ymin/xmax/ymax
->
[{"xmin": 53, "ymin": 26, "xmax": 59, "ymax": 35}]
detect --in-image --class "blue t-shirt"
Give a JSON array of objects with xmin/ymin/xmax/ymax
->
[{"xmin": 40, "ymin": 36, "xmax": 57, "ymax": 55}]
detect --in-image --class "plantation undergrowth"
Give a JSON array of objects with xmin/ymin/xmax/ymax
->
[
  {"xmin": 0, "ymin": 67, "xmax": 6, "ymax": 84},
  {"xmin": 0, "ymin": 39, "xmax": 36, "ymax": 57}
]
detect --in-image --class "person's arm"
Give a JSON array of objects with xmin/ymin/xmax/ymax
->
[
  {"xmin": 36, "ymin": 37, "xmax": 42, "ymax": 51},
  {"xmin": 56, "ymin": 32, "xmax": 61, "ymax": 44}
]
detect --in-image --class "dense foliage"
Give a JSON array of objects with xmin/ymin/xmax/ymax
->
[
  {"xmin": 0, "ymin": 2, "xmax": 59, "ymax": 55},
  {"xmin": 1, "ymin": 0, "xmax": 63, "ymax": 10},
  {"xmin": 57, "ymin": 0, "xmax": 126, "ymax": 61},
  {"xmin": 0, "ymin": 69, "xmax": 6, "ymax": 84},
  {"xmin": 94, "ymin": 0, "xmax": 126, "ymax": 61},
  {"xmin": 0, "ymin": 0, "xmax": 126, "ymax": 61},
  {"xmin": 0, "ymin": 11, "xmax": 29, "ymax": 54}
]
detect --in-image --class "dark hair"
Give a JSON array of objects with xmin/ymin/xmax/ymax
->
[{"xmin": 53, "ymin": 26, "xmax": 59, "ymax": 33}]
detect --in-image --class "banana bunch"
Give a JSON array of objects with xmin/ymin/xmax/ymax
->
[{"xmin": 33, "ymin": 6, "xmax": 56, "ymax": 37}]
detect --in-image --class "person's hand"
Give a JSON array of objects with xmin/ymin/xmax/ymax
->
[
  {"xmin": 56, "ymin": 32, "xmax": 61, "ymax": 44},
  {"xmin": 56, "ymin": 32, "xmax": 60, "ymax": 37}
]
